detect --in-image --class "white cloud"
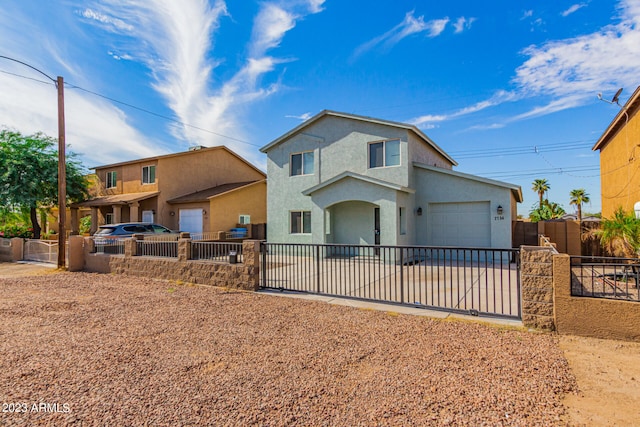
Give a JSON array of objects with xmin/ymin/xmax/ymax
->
[
  {"xmin": 411, "ymin": 0, "xmax": 640, "ymax": 130},
  {"xmin": 352, "ymin": 11, "xmax": 449, "ymax": 59},
  {"xmin": 0, "ymin": 69, "xmax": 161, "ymax": 167},
  {"xmin": 514, "ymin": 0, "xmax": 640, "ymax": 100},
  {"xmin": 522, "ymin": 10, "xmax": 534, "ymax": 19},
  {"xmin": 285, "ymin": 112, "xmax": 313, "ymax": 120},
  {"xmin": 250, "ymin": 4, "xmax": 296, "ymax": 57},
  {"xmin": 453, "ymin": 16, "xmax": 476, "ymax": 33},
  {"xmin": 76, "ymin": 0, "xmax": 323, "ymax": 165},
  {"xmin": 561, "ymin": 4, "xmax": 587, "ymax": 17},
  {"xmin": 409, "ymin": 91, "xmax": 517, "ymax": 128}
]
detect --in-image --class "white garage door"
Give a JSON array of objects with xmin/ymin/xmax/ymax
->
[
  {"xmin": 429, "ymin": 202, "xmax": 491, "ymax": 247},
  {"xmin": 179, "ymin": 209, "xmax": 203, "ymax": 234}
]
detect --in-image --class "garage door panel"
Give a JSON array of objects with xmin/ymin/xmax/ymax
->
[
  {"xmin": 179, "ymin": 209, "xmax": 203, "ymax": 234},
  {"xmin": 429, "ymin": 202, "xmax": 490, "ymax": 247}
]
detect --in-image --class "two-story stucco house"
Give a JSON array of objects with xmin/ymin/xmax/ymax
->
[
  {"xmin": 592, "ymin": 86, "xmax": 640, "ymax": 219},
  {"xmin": 73, "ymin": 146, "xmax": 266, "ymax": 236},
  {"xmin": 261, "ymin": 110, "xmax": 522, "ymax": 248}
]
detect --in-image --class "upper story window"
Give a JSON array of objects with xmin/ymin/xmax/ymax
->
[
  {"xmin": 142, "ymin": 165, "xmax": 156, "ymax": 184},
  {"xmin": 290, "ymin": 151, "xmax": 314, "ymax": 176},
  {"xmin": 369, "ymin": 139, "xmax": 400, "ymax": 168},
  {"xmin": 106, "ymin": 171, "xmax": 117, "ymax": 189}
]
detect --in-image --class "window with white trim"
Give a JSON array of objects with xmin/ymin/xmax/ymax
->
[
  {"xmin": 105, "ymin": 213, "xmax": 114, "ymax": 224},
  {"xmin": 369, "ymin": 139, "xmax": 400, "ymax": 168},
  {"xmin": 290, "ymin": 211, "xmax": 311, "ymax": 234},
  {"xmin": 106, "ymin": 171, "xmax": 117, "ymax": 189},
  {"xmin": 142, "ymin": 165, "xmax": 156, "ymax": 184},
  {"xmin": 290, "ymin": 151, "xmax": 314, "ymax": 176},
  {"xmin": 239, "ymin": 215, "xmax": 251, "ymax": 225}
]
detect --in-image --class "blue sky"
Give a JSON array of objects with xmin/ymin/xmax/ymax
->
[{"xmin": 1, "ymin": 0, "xmax": 639, "ymax": 216}]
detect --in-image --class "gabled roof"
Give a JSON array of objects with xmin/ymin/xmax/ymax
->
[
  {"xmin": 167, "ymin": 181, "xmax": 259, "ymax": 204},
  {"xmin": 72, "ymin": 191, "xmax": 159, "ymax": 207},
  {"xmin": 413, "ymin": 162, "xmax": 523, "ymax": 202},
  {"xmin": 260, "ymin": 110, "xmax": 457, "ymax": 166},
  {"xmin": 92, "ymin": 146, "xmax": 266, "ymax": 178},
  {"xmin": 302, "ymin": 171, "xmax": 414, "ymax": 196},
  {"xmin": 593, "ymin": 86, "xmax": 640, "ymax": 151}
]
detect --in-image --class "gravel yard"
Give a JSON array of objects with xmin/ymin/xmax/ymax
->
[{"xmin": 0, "ymin": 272, "xmax": 576, "ymax": 426}]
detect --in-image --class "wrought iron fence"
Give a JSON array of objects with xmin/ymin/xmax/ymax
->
[
  {"xmin": 261, "ymin": 243, "xmax": 521, "ymax": 319},
  {"xmin": 191, "ymin": 241, "xmax": 243, "ymax": 263},
  {"xmin": 571, "ymin": 256, "xmax": 640, "ymax": 302},
  {"xmin": 136, "ymin": 241, "xmax": 178, "ymax": 258},
  {"xmin": 95, "ymin": 238, "xmax": 126, "ymax": 255}
]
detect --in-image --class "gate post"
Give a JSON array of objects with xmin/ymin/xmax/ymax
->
[
  {"xmin": 316, "ymin": 245, "xmax": 321, "ymax": 293},
  {"xmin": 10, "ymin": 238, "xmax": 24, "ymax": 261},
  {"xmin": 399, "ymin": 248, "xmax": 404, "ymax": 304}
]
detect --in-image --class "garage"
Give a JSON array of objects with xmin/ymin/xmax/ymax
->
[
  {"xmin": 179, "ymin": 208, "xmax": 203, "ymax": 234},
  {"xmin": 428, "ymin": 202, "xmax": 491, "ymax": 247}
]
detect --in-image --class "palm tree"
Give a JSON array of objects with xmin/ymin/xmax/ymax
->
[
  {"xmin": 569, "ymin": 189, "xmax": 590, "ymax": 222},
  {"xmin": 587, "ymin": 208, "xmax": 640, "ymax": 257},
  {"xmin": 532, "ymin": 179, "xmax": 550, "ymax": 206}
]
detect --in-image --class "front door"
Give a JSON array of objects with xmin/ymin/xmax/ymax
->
[{"xmin": 374, "ymin": 207, "xmax": 380, "ymax": 255}]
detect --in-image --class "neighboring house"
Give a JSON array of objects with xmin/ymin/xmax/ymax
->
[
  {"xmin": 592, "ymin": 86, "xmax": 640, "ymax": 219},
  {"xmin": 260, "ymin": 110, "xmax": 522, "ymax": 249},
  {"xmin": 72, "ymin": 146, "xmax": 266, "ymax": 235}
]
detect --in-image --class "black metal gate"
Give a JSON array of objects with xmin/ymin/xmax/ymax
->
[{"xmin": 260, "ymin": 243, "xmax": 521, "ymax": 320}]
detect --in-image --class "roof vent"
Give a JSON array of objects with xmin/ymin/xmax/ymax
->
[{"xmin": 188, "ymin": 145, "xmax": 206, "ymax": 151}]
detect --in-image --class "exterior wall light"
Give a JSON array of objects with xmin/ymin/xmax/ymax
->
[
  {"xmin": 497, "ymin": 205, "xmax": 504, "ymax": 215},
  {"xmin": 416, "ymin": 207, "xmax": 423, "ymax": 216},
  {"xmin": 169, "ymin": 211, "xmax": 175, "ymax": 216}
]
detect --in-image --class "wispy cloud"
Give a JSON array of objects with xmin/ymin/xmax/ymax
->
[
  {"xmin": 409, "ymin": 91, "xmax": 517, "ymax": 128},
  {"xmin": 453, "ymin": 16, "xmax": 476, "ymax": 34},
  {"xmin": 521, "ymin": 10, "xmax": 534, "ymax": 20},
  {"xmin": 561, "ymin": 3, "xmax": 587, "ymax": 17},
  {"xmin": 0, "ymin": 1, "xmax": 164, "ymax": 166},
  {"xmin": 286, "ymin": 112, "xmax": 313, "ymax": 121},
  {"xmin": 514, "ymin": 0, "xmax": 640, "ymax": 100},
  {"xmin": 79, "ymin": 0, "xmax": 324, "ymax": 164},
  {"xmin": 411, "ymin": 0, "xmax": 640, "ymax": 131},
  {"xmin": 352, "ymin": 11, "xmax": 449, "ymax": 59}
]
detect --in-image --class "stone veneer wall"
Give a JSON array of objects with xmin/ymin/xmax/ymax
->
[
  {"xmin": 520, "ymin": 246, "xmax": 556, "ymax": 330},
  {"xmin": 79, "ymin": 237, "xmax": 260, "ymax": 291}
]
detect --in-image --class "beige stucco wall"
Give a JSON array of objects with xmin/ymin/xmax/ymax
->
[
  {"xmin": 553, "ymin": 254, "xmax": 640, "ymax": 342},
  {"xmin": 209, "ymin": 181, "xmax": 266, "ymax": 233},
  {"xmin": 598, "ymin": 107, "xmax": 640, "ymax": 218},
  {"xmin": 80, "ymin": 237, "xmax": 261, "ymax": 291}
]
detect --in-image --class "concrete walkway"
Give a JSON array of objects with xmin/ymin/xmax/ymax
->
[
  {"xmin": 258, "ymin": 289, "xmax": 524, "ymax": 328},
  {"xmin": 0, "ymin": 261, "xmax": 58, "ymax": 278}
]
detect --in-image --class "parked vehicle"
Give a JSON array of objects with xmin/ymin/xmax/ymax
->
[{"xmin": 94, "ymin": 223, "xmax": 178, "ymax": 243}]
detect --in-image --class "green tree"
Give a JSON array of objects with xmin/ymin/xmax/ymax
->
[
  {"xmin": 0, "ymin": 129, "xmax": 88, "ymax": 239},
  {"xmin": 569, "ymin": 188, "xmax": 590, "ymax": 222},
  {"xmin": 587, "ymin": 208, "xmax": 640, "ymax": 258},
  {"xmin": 532, "ymin": 179, "xmax": 550, "ymax": 206},
  {"xmin": 529, "ymin": 200, "xmax": 566, "ymax": 222}
]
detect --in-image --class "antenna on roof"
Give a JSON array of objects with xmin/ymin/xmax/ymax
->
[{"xmin": 598, "ymin": 88, "xmax": 624, "ymax": 106}]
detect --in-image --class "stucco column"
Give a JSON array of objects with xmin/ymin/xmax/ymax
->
[
  {"xmin": 90, "ymin": 207, "xmax": 99, "ymax": 235},
  {"xmin": 10, "ymin": 238, "xmax": 24, "ymax": 261},
  {"xmin": 70, "ymin": 207, "xmax": 79, "ymax": 235},
  {"xmin": 130, "ymin": 202, "xmax": 139, "ymax": 222},
  {"xmin": 67, "ymin": 235, "xmax": 85, "ymax": 271},
  {"xmin": 113, "ymin": 205, "xmax": 122, "ymax": 224}
]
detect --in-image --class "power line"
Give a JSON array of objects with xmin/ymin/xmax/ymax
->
[{"xmin": 0, "ymin": 67, "xmax": 262, "ymax": 148}]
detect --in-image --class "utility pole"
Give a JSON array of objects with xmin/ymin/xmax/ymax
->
[
  {"xmin": 0, "ymin": 56, "xmax": 68, "ymax": 269},
  {"xmin": 57, "ymin": 76, "xmax": 67, "ymax": 269}
]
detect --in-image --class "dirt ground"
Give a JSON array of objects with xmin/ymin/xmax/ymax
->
[
  {"xmin": 1, "ymin": 262, "xmax": 639, "ymax": 425},
  {"xmin": 559, "ymin": 335, "xmax": 640, "ymax": 426}
]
